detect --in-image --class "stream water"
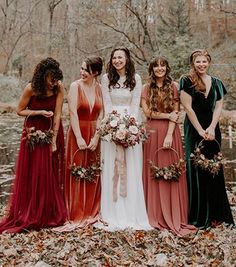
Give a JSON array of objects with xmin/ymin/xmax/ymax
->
[{"xmin": 0, "ymin": 113, "xmax": 235, "ymax": 204}]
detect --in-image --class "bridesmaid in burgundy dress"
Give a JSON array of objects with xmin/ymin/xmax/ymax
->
[
  {"xmin": 62, "ymin": 56, "xmax": 103, "ymax": 230},
  {"xmin": 0, "ymin": 57, "xmax": 66, "ymax": 233},
  {"xmin": 141, "ymin": 57, "xmax": 196, "ymax": 236}
]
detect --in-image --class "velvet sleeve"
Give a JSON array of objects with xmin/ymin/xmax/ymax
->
[
  {"xmin": 214, "ymin": 77, "xmax": 227, "ymax": 100},
  {"xmin": 179, "ymin": 76, "xmax": 193, "ymax": 96}
]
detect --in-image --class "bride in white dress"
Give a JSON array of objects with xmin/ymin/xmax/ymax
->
[{"xmin": 99, "ymin": 47, "xmax": 151, "ymax": 230}]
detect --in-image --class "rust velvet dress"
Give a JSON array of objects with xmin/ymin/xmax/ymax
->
[
  {"xmin": 64, "ymin": 84, "xmax": 102, "ymax": 227},
  {"xmin": 0, "ymin": 95, "xmax": 66, "ymax": 233},
  {"xmin": 142, "ymin": 84, "xmax": 196, "ymax": 236}
]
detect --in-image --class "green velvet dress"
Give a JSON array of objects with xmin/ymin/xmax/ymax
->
[{"xmin": 179, "ymin": 76, "xmax": 234, "ymax": 228}]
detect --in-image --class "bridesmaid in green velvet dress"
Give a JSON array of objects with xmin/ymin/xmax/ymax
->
[{"xmin": 180, "ymin": 49, "xmax": 234, "ymax": 228}]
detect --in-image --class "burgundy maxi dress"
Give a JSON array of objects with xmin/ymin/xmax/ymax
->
[{"xmin": 0, "ymin": 94, "xmax": 66, "ymax": 233}]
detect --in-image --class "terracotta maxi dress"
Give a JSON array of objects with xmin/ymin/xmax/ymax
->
[
  {"xmin": 142, "ymin": 84, "xmax": 196, "ymax": 236},
  {"xmin": 64, "ymin": 84, "xmax": 102, "ymax": 227}
]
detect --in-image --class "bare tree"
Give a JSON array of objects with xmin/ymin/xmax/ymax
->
[
  {"xmin": 48, "ymin": 0, "xmax": 63, "ymax": 55},
  {"xmin": 0, "ymin": 0, "xmax": 42, "ymax": 74}
]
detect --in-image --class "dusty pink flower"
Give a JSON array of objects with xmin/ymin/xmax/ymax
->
[{"xmin": 116, "ymin": 129, "xmax": 126, "ymax": 140}]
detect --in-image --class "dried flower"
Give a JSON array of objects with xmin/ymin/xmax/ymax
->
[
  {"xmin": 25, "ymin": 127, "xmax": 54, "ymax": 150},
  {"xmin": 190, "ymin": 144, "xmax": 224, "ymax": 176},
  {"xmin": 150, "ymin": 158, "xmax": 185, "ymax": 181},
  {"xmin": 70, "ymin": 162, "xmax": 101, "ymax": 182}
]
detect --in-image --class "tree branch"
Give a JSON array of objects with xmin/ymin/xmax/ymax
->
[
  {"xmin": 99, "ymin": 20, "xmax": 147, "ymax": 63},
  {"xmin": 124, "ymin": 3, "xmax": 155, "ymax": 51}
]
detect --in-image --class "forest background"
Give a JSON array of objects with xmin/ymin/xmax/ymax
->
[
  {"xmin": 0, "ymin": 0, "xmax": 235, "ymax": 111},
  {"xmin": 0, "ymin": 1, "xmax": 236, "ymax": 266}
]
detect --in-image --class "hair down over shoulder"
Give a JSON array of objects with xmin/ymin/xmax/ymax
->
[
  {"xmin": 106, "ymin": 47, "xmax": 136, "ymax": 91},
  {"xmin": 146, "ymin": 56, "xmax": 174, "ymax": 113},
  {"xmin": 188, "ymin": 49, "xmax": 211, "ymax": 92}
]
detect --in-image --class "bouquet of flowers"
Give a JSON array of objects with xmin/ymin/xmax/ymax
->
[
  {"xmin": 190, "ymin": 143, "xmax": 224, "ymax": 176},
  {"xmin": 97, "ymin": 110, "xmax": 148, "ymax": 148},
  {"xmin": 70, "ymin": 162, "xmax": 101, "ymax": 182},
  {"xmin": 70, "ymin": 150, "xmax": 101, "ymax": 182},
  {"xmin": 25, "ymin": 127, "xmax": 54, "ymax": 150},
  {"xmin": 24, "ymin": 115, "xmax": 54, "ymax": 150},
  {"xmin": 149, "ymin": 148, "xmax": 185, "ymax": 181}
]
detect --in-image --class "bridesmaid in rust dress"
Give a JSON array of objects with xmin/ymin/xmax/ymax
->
[
  {"xmin": 141, "ymin": 57, "xmax": 196, "ymax": 236},
  {"xmin": 63, "ymin": 56, "xmax": 103, "ymax": 229},
  {"xmin": 0, "ymin": 58, "xmax": 66, "ymax": 233}
]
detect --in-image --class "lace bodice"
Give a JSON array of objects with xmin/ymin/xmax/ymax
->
[{"xmin": 101, "ymin": 73, "xmax": 142, "ymax": 118}]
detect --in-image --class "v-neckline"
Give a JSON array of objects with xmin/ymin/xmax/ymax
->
[
  {"xmin": 80, "ymin": 84, "xmax": 97, "ymax": 113},
  {"xmin": 204, "ymin": 76, "xmax": 212, "ymax": 99}
]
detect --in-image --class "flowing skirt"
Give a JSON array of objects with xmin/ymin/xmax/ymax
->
[{"xmin": 97, "ymin": 105, "xmax": 151, "ymax": 231}]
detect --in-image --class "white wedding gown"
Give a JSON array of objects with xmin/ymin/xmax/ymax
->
[{"xmin": 97, "ymin": 73, "xmax": 151, "ymax": 231}]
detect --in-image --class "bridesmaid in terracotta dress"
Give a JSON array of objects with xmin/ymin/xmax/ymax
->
[
  {"xmin": 141, "ymin": 57, "xmax": 196, "ymax": 236},
  {"xmin": 63, "ymin": 56, "xmax": 103, "ymax": 229},
  {"xmin": 0, "ymin": 58, "xmax": 66, "ymax": 233}
]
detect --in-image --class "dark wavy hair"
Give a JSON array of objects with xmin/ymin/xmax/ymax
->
[
  {"xmin": 188, "ymin": 49, "xmax": 211, "ymax": 92},
  {"xmin": 147, "ymin": 56, "xmax": 174, "ymax": 113},
  {"xmin": 84, "ymin": 56, "xmax": 103, "ymax": 77},
  {"xmin": 31, "ymin": 57, "xmax": 63, "ymax": 97},
  {"xmin": 106, "ymin": 47, "xmax": 136, "ymax": 91}
]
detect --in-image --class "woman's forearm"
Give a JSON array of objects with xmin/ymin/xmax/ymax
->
[
  {"xmin": 70, "ymin": 111, "xmax": 82, "ymax": 139},
  {"xmin": 184, "ymin": 106, "xmax": 204, "ymax": 133},
  {"xmin": 209, "ymin": 100, "xmax": 223, "ymax": 129}
]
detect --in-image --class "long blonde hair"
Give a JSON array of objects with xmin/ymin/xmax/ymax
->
[
  {"xmin": 147, "ymin": 57, "xmax": 174, "ymax": 113},
  {"xmin": 188, "ymin": 49, "xmax": 211, "ymax": 92}
]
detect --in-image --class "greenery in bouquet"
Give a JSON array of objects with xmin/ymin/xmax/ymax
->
[
  {"xmin": 70, "ymin": 162, "xmax": 101, "ymax": 182},
  {"xmin": 150, "ymin": 158, "xmax": 185, "ymax": 181},
  {"xmin": 190, "ymin": 146, "xmax": 224, "ymax": 176},
  {"xmin": 97, "ymin": 110, "xmax": 148, "ymax": 148},
  {"xmin": 25, "ymin": 127, "xmax": 54, "ymax": 150}
]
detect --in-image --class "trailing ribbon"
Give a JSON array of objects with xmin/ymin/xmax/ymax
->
[{"xmin": 112, "ymin": 145, "xmax": 127, "ymax": 202}]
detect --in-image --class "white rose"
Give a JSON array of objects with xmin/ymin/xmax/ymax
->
[
  {"xmin": 119, "ymin": 124, "xmax": 126, "ymax": 130},
  {"xmin": 129, "ymin": 125, "xmax": 139, "ymax": 134},
  {"xmin": 110, "ymin": 119, "xmax": 118, "ymax": 127}
]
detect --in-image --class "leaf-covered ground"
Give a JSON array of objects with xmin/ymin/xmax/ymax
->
[{"xmin": 0, "ymin": 184, "xmax": 235, "ymax": 267}]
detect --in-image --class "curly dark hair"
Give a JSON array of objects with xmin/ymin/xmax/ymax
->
[
  {"xmin": 106, "ymin": 47, "xmax": 136, "ymax": 91},
  {"xmin": 31, "ymin": 57, "xmax": 63, "ymax": 97},
  {"xmin": 147, "ymin": 56, "xmax": 174, "ymax": 113}
]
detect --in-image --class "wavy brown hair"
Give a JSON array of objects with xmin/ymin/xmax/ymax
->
[
  {"xmin": 31, "ymin": 57, "xmax": 63, "ymax": 97},
  {"xmin": 147, "ymin": 57, "xmax": 174, "ymax": 113},
  {"xmin": 106, "ymin": 47, "xmax": 136, "ymax": 91},
  {"xmin": 188, "ymin": 49, "xmax": 211, "ymax": 92}
]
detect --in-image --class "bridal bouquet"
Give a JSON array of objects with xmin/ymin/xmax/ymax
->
[{"xmin": 97, "ymin": 110, "xmax": 148, "ymax": 148}]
